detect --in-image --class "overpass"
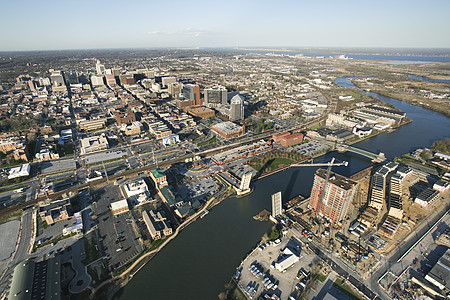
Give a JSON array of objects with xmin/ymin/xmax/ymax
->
[{"xmin": 310, "ymin": 137, "xmax": 386, "ymax": 163}]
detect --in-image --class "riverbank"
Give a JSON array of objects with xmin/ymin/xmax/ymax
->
[
  {"xmin": 373, "ymin": 89, "xmax": 450, "ymax": 118},
  {"xmin": 95, "ymin": 192, "xmax": 220, "ymax": 299},
  {"xmin": 350, "ymin": 79, "xmax": 450, "ymax": 118},
  {"xmin": 97, "ymin": 173, "xmax": 238, "ymax": 299},
  {"xmin": 104, "ymin": 118, "xmax": 411, "ymax": 298}
]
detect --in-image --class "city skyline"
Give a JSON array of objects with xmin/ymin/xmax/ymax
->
[{"xmin": 1, "ymin": 0, "xmax": 450, "ymax": 51}]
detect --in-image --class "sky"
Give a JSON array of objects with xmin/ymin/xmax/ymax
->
[{"xmin": 1, "ymin": 0, "xmax": 449, "ymax": 51}]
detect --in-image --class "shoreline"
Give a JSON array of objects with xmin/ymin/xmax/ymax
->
[
  {"xmin": 350, "ymin": 79, "xmax": 450, "ymax": 118},
  {"xmin": 97, "ymin": 177, "xmax": 235, "ymax": 299},
  {"xmin": 102, "ymin": 123, "xmax": 413, "ymax": 299},
  {"xmin": 100, "ymin": 87, "xmax": 417, "ymax": 299}
]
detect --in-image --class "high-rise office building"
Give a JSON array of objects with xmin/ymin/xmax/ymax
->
[
  {"xmin": 66, "ymin": 72, "xmax": 79, "ymax": 85},
  {"xmin": 182, "ymin": 84, "xmax": 201, "ymax": 105},
  {"xmin": 271, "ymin": 192, "xmax": 282, "ymax": 217},
  {"xmin": 368, "ymin": 174, "xmax": 385, "ymax": 211},
  {"xmin": 308, "ymin": 169, "xmax": 357, "ymax": 223},
  {"xmin": 105, "ymin": 73, "xmax": 117, "ymax": 87},
  {"xmin": 50, "ymin": 71, "xmax": 65, "ymax": 87},
  {"xmin": 96, "ymin": 60, "xmax": 105, "ymax": 75},
  {"xmin": 168, "ymin": 82, "xmax": 182, "ymax": 98},
  {"xmin": 204, "ymin": 86, "xmax": 227, "ymax": 106},
  {"xmin": 91, "ymin": 75, "xmax": 105, "ymax": 86},
  {"xmin": 112, "ymin": 68, "xmax": 121, "ymax": 77},
  {"xmin": 161, "ymin": 76, "xmax": 176, "ymax": 87},
  {"xmin": 230, "ymin": 94, "xmax": 244, "ymax": 121}
]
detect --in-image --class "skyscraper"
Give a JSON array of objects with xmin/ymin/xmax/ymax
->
[
  {"xmin": 230, "ymin": 94, "xmax": 244, "ymax": 121},
  {"xmin": 66, "ymin": 71, "xmax": 79, "ymax": 85},
  {"xmin": 271, "ymin": 192, "xmax": 282, "ymax": 217},
  {"xmin": 204, "ymin": 86, "xmax": 227, "ymax": 106},
  {"xmin": 96, "ymin": 60, "xmax": 105, "ymax": 75},
  {"xmin": 308, "ymin": 169, "xmax": 357, "ymax": 223},
  {"xmin": 182, "ymin": 84, "xmax": 201, "ymax": 105},
  {"xmin": 50, "ymin": 71, "xmax": 65, "ymax": 86}
]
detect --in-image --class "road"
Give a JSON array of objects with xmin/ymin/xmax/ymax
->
[
  {"xmin": 369, "ymin": 204, "xmax": 450, "ymax": 297},
  {"xmin": 288, "ymin": 203, "xmax": 449, "ymax": 300},
  {"xmin": 0, "ymin": 209, "xmax": 33, "ymax": 295},
  {"xmin": 309, "ymin": 242, "xmax": 383, "ymax": 300}
]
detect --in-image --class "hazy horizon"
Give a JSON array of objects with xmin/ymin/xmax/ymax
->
[
  {"xmin": 1, "ymin": 0, "xmax": 450, "ymax": 51},
  {"xmin": 0, "ymin": 47, "xmax": 449, "ymax": 58}
]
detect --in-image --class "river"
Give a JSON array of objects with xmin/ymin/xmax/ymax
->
[
  {"xmin": 408, "ymin": 74, "xmax": 450, "ymax": 83},
  {"xmin": 200, "ymin": 48, "xmax": 450, "ymax": 63},
  {"xmin": 116, "ymin": 78, "xmax": 450, "ymax": 300}
]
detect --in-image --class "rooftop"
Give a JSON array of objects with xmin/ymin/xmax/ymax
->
[
  {"xmin": 316, "ymin": 169, "xmax": 357, "ymax": 191},
  {"xmin": 212, "ymin": 121, "xmax": 242, "ymax": 134},
  {"xmin": 425, "ymin": 248, "xmax": 450, "ymax": 290},
  {"xmin": 416, "ymin": 188, "xmax": 440, "ymax": 203},
  {"xmin": 110, "ymin": 199, "xmax": 129, "ymax": 211},
  {"xmin": 150, "ymin": 168, "xmax": 166, "ymax": 179}
]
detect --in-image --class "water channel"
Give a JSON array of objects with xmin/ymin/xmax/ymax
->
[{"xmin": 117, "ymin": 77, "xmax": 450, "ymax": 300}]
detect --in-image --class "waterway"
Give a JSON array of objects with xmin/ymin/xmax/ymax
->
[
  {"xmin": 201, "ymin": 48, "xmax": 450, "ymax": 63},
  {"xmin": 408, "ymin": 74, "xmax": 450, "ymax": 83},
  {"xmin": 116, "ymin": 78, "xmax": 450, "ymax": 300}
]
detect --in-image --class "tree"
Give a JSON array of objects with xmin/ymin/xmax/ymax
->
[
  {"xmin": 269, "ymin": 230, "xmax": 279, "ymax": 240},
  {"xmin": 432, "ymin": 138, "xmax": 450, "ymax": 154}
]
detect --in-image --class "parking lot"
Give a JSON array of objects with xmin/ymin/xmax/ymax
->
[
  {"xmin": 94, "ymin": 184, "xmax": 142, "ymax": 271},
  {"xmin": 291, "ymin": 140, "xmax": 329, "ymax": 157},
  {"xmin": 177, "ymin": 177, "xmax": 217, "ymax": 202},
  {"xmin": 132, "ymin": 141, "xmax": 156, "ymax": 155},
  {"xmin": 0, "ymin": 220, "xmax": 20, "ymax": 260},
  {"xmin": 83, "ymin": 149, "xmax": 127, "ymax": 165},
  {"xmin": 236, "ymin": 234, "xmax": 316, "ymax": 300},
  {"xmin": 36, "ymin": 217, "xmax": 77, "ymax": 246},
  {"xmin": 40, "ymin": 158, "xmax": 76, "ymax": 175}
]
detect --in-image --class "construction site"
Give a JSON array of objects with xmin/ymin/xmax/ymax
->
[{"xmin": 284, "ymin": 156, "xmax": 449, "ymax": 278}]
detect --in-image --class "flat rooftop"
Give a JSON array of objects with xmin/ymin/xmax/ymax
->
[
  {"xmin": 212, "ymin": 121, "xmax": 242, "ymax": 134},
  {"xmin": 316, "ymin": 169, "xmax": 357, "ymax": 191},
  {"xmin": 150, "ymin": 168, "xmax": 165, "ymax": 179}
]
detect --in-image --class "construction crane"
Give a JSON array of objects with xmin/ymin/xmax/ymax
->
[
  {"xmin": 316, "ymin": 157, "xmax": 337, "ymax": 217},
  {"xmin": 291, "ymin": 157, "xmax": 348, "ymax": 216},
  {"xmin": 291, "ymin": 158, "xmax": 348, "ymax": 168}
]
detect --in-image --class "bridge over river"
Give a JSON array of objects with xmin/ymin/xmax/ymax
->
[{"xmin": 310, "ymin": 137, "xmax": 386, "ymax": 163}]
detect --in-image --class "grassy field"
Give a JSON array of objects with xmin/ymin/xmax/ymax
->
[
  {"xmin": 197, "ymin": 135, "xmax": 217, "ymax": 147},
  {"xmin": 317, "ymin": 273, "xmax": 328, "ymax": 283},
  {"xmin": 248, "ymin": 157, "xmax": 294, "ymax": 172}
]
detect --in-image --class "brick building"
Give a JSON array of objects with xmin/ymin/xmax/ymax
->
[
  {"xmin": 280, "ymin": 132, "xmax": 304, "ymax": 147},
  {"xmin": 115, "ymin": 110, "xmax": 136, "ymax": 125},
  {"xmin": 308, "ymin": 169, "xmax": 357, "ymax": 223}
]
